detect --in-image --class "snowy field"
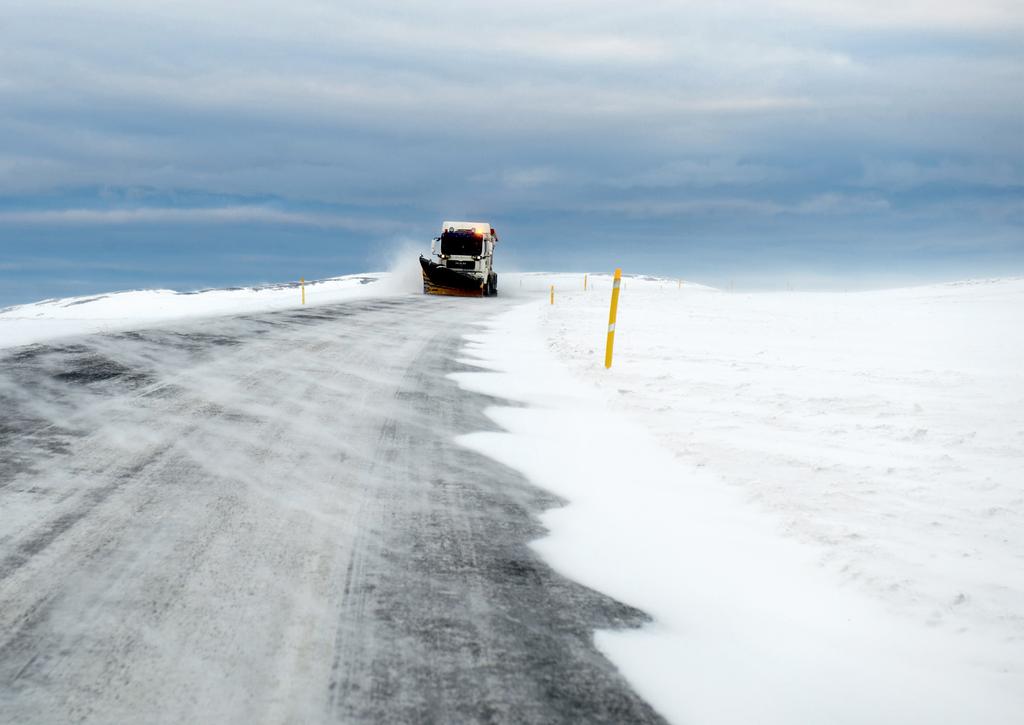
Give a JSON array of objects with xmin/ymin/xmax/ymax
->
[
  {"xmin": 456, "ymin": 273, "xmax": 1024, "ymax": 724},
  {"xmin": 2, "ymin": 271, "xmax": 1022, "ymax": 723}
]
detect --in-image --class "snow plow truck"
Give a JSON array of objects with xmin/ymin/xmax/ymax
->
[{"xmin": 420, "ymin": 221, "xmax": 498, "ymax": 297}]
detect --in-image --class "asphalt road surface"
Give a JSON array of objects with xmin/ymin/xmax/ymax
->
[{"xmin": 0, "ymin": 296, "xmax": 665, "ymax": 724}]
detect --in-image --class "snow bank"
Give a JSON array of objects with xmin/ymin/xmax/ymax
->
[
  {"xmin": 453, "ymin": 276, "xmax": 1024, "ymax": 724},
  {"xmin": 0, "ymin": 271, "xmax": 421, "ymax": 349}
]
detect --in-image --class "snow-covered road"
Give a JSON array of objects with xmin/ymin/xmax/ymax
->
[
  {"xmin": 4, "ymin": 275, "xmax": 1021, "ymax": 724},
  {"xmin": 0, "ymin": 297, "xmax": 663, "ymax": 723}
]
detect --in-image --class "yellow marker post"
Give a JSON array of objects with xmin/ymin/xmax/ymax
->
[
  {"xmin": 605, "ymin": 268, "xmax": 622, "ymax": 369},
  {"xmin": 301, "ymin": 277, "xmax": 306, "ymax": 304},
  {"xmin": 678, "ymin": 279, "xmax": 682, "ymax": 289},
  {"xmin": 550, "ymin": 285, "xmax": 554, "ymax": 304},
  {"xmin": 584, "ymin": 274, "xmax": 588, "ymax": 291}
]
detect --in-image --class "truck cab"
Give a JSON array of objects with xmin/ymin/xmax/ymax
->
[{"xmin": 420, "ymin": 220, "xmax": 499, "ymax": 297}]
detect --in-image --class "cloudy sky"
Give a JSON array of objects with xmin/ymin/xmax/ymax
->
[{"xmin": 1, "ymin": 0, "xmax": 1021, "ymax": 304}]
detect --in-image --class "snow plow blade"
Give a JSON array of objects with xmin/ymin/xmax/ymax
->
[{"xmin": 420, "ymin": 256, "xmax": 486, "ymax": 297}]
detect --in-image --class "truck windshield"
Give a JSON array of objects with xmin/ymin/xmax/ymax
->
[{"xmin": 440, "ymin": 230, "xmax": 483, "ymax": 256}]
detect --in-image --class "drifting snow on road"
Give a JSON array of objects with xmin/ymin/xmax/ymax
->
[{"xmin": 0, "ymin": 296, "xmax": 663, "ymax": 723}]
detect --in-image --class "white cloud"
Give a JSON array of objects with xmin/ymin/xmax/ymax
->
[
  {"xmin": 605, "ymin": 159, "xmax": 786, "ymax": 189},
  {"xmin": 496, "ymin": 167, "xmax": 564, "ymax": 189},
  {"xmin": 586, "ymin": 193, "xmax": 892, "ymax": 217},
  {"xmin": 795, "ymin": 193, "xmax": 890, "ymax": 214},
  {"xmin": 0, "ymin": 207, "xmax": 399, "ymax": 230},
  {"xmin": 588, "ymin": 198, "xmax": 786, "ymax": 217},
  {"xmin": 769, "ymin": 0, "xmax": 1024, "ymax": 30},
  {"xmin": 860, "ymin": 159, "xmax": 1024, "ymax": 189},
  {"xmin": 492, "ymin": 32, "xmax": 672, "ymax": 64}
]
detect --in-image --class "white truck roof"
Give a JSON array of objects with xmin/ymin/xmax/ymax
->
[{"xmin": 442, "ymin": 221, "xmax": 491, "ymax": 235}]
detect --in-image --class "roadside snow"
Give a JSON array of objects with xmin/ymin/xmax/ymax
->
[
  {"xmin": 0, "ymin": 272, "xmax": 416, "ymax": 349},
  {"xmin": 453, "ymin": 275, "xmax": 1024, "ymax": 724}
]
